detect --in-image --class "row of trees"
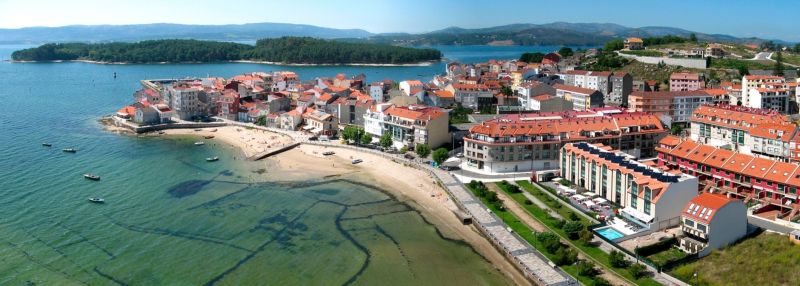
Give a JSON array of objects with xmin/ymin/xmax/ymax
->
[
  {"xmin": 12, "ymin": 37, "xmax": 443, "ymax": 64},
  {"xmin": 11, "ymin": 40, "xmax": 250, "ymax": 62}
]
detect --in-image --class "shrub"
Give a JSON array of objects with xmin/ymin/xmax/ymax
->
[
  {"xmin": 399, "ymin": 146, "xmax": 408, "ymax": 154},
  {"xmin": 558, "ymin": 179, "xmax": 573, "ymax": 186},
  {"xmin": 629, "ymin": 263, "xmax": 648, "ymax": 279},
  {"xmin": 524, "ymin": 199, "xmax": 533, "ymax": 205},
  {"xmin": 536, "ymin": 232, "xmax": 562, "ymax": 254},
  {"xmin": 552, "ymin": 247, "xmax": 578, "ymax": 266},
  {"xmin": 553, "ymin": 219, "xmax": 566, "ymax": 229},
  {"xmin": 569, "ymin": 212, "xmax": 580, "ymax": 221},
  {"xmin": 415, "ymin": 143, "xmax": 430, "ymax": 157},
  {"xmin": 576, "ymin": 260, "xmax": 599, "ymax": 277},
  {"xmin": 592, "ymin": 277, "xmax": 611, "ymax": 286},
  {"xmin": 563, "ymin": 221, "xmax": 585, "ymax": 240},
  {"xmin": 486, "ymin": 191, "xmax": 499, "ymax": 203},
  {"xmin": 492, "ymin": 200, "xmax": 505, "ymax": 211},
  {"xmin": 609, "ymin": 250, "xmax": 630, "ymax": 268},
  {"xmin": 579, "ymin": 229, "xmax": 594, "ymax": 246}
]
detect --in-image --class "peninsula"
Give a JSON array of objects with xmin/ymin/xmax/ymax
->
[{"xmin": 10, "ymin": 37, "xmax": 442, "ymax": 64}]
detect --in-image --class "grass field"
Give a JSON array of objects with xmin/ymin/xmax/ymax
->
[
  {"xmin": 621, "ymin": 50, "xmax": 665, "ymax": 57},
  {"xmin": 646, "ymin": 247, "xmax": 687, "ymax": 268},
  {"xmin": 670, "ymin": 232, "xmax": 800, "ymax": 286}
]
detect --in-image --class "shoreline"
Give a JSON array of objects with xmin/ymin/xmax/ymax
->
[
  {"xmin": 110, "ymin": 124, "xmax": 531, "ymax": 285},
  {"xmin": 10, "ymin": 59, "xmax": 439, "ymax": 67}
]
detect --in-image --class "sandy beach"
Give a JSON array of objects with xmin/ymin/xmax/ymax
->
[
  {"xmin": 153, "ymin": 126, "xmax": 531, "ymax": 285},
  {"xmin": 160, "ymin": 126, "xmax": 294, "ymax": 158}
]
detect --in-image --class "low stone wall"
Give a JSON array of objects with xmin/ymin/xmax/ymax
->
[
  {"xmin": 617, "ymin": 52, "xmax": 707, "ymax": 69},
  {"xmin": 112, "ymin": 116, "xmax": 226, "ymax": 133}
]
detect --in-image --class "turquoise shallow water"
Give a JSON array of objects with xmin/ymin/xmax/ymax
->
[{"xmin": 0, "ymin": 44, "xmax": 573, "ymax": 285}]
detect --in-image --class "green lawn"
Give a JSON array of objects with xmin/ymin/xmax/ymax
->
[
  {"xmin": 671, "ymin": 232, "xmax": 800, "ymax": 286},
  {"xmin": 646, "ymin": 247, "xmax": 687, "ymax": 268},
  {"xmin": 512, "ymin": 181, "xmax": 662, "ymax": 286},
  {"xmin": 620, "ymin": 50, "xmax": 665, "ymax": 57}
]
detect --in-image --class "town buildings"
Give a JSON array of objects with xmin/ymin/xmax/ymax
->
[
  {"xmin": 363, "ymin": 104, "xmax": 449, "ymax": 149},
  {"xmin": 624, "ymin": 38, "xmax": 644, "ymax": 50},
  {"xmin": 689, "ymin": 104, "xmax": 798, "ymax": 161},
  {"xmin": 627, "ymin": 90, "xmax": 716, "ymax": 126},
  {"xmin": 557, "ymin": 70, "xmax": 633, "ymax": 105},
  {"xmin": 741, "ymin": 75, "xmax": 791, "ymax": 113},
  {"xmin": 553, "ymin": 84, "xmax": 604, "ymax": 111},
  {"xmin": 446, "ymin": 83, "xmax": 493, "ymax": 110},
  {"xmin": 463, "ymin": 108, "xmax": 667, "ymax": 174},
  {"xmin": 669, "ymin": 72, "xmax": 705, "ymax": 91},
  {"xmin": 679, "ymin": 193, "xmax": 747, "ymax": 257},
  {"xmin": 657, "ymin": 136, "xmax": 800, "ymax": 215},
  {"xmin": 561, "ymin": 142, "xmax": 698, "ymax": 232}
]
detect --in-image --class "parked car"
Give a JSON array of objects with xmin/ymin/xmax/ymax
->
[
  {"xmin": 440, "ymin": 165, "xmax": 460, "ymax": 171},
  {"xmin": 456, "ymin": 152, "xmax": 463, "ymax": 158},
  {"xmin": 404, "ymin": 154, "xmax": 415, "ymax": 160},
  {"xmin": 351, "ymin": 159, "xmax": 363, "ymax": 164},
  {"xmin": 308, "ymin": 136, "xmax": 318, "ymax": 141}
]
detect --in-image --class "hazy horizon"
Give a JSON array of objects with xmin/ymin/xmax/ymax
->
[{"xmin": 1, "ymin": 0, "xmax": 798, "ymax": 42}]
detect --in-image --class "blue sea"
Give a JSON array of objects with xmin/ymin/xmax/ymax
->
[{"xmin": 0, "ymin": 44, "xmax": 563, "ymax": 285}]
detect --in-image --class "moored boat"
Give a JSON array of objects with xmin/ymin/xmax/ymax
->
[
  {"xmin": 206, "ymin": 156, "xmax": 219, "ymax": 162},
  {"xmin": 42, "ymin": 143, "xmax": 52, "ymax": 147},
  {"xmin": 194, "ymin": 141, "xmax": 205, "ymax": 146},
  {"xmin": 62, "ymin": 148, "xmax": 77, "ymax": 153},
  {"xmin": 84, "ymin": 174, "xmax": 101, "ymax": 181},
  {"xmin": 88, "ymin": 197, "xmax": 105, "ymax": 203},
  {"xmin": 204, "ymin": 135, "xmax": 215, "ymax": 139}
]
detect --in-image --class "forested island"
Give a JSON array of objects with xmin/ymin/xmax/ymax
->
[{"xmin": 10, "ymin": 37, "xmax": 442, "ymax": 64}]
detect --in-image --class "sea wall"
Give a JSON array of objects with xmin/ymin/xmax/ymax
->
[
  {"xmin": 111, "ymin": 116, "xmax": 226, "ymax": 133},
  {"xmin": 616, "ymin": 52, "xmax": 707, "ymax": 69}
]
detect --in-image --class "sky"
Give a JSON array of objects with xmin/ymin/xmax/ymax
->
[{"xmin": 0, "ymin": 0, "xmax": 796, "ymax": 41}]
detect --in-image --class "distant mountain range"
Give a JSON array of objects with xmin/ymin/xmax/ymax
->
[
  {"xmin": 0, "ymin": 21, "xmax": 785, "ymax": 46},
  {"xmin": 0, "ymin": 23, "xmax": 372, "ymax": 44}
]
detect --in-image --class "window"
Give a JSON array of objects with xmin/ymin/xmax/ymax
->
[
  {"xmin": 684, "ymin": 218, "xmax": 695, "ymax": 227},
  {"xmin": 697, "ymin": 224, "xmax": 707, "ymax": 232}
]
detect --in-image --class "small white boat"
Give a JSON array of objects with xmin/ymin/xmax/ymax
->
[
  {"xmin": 62, "ymin": 148, "xmax": 77, "ymax": 153},
  {"xmin": 88, "ymin": 197, "xmax": 105, "ymax": 203},
  {"xmin": 322, "ymin": 151, "xmax": 335, "ymax": 156},
  {"xmin": 194, "ymin": 142, "xmax": 205, "ymax": 146},
  {"xmin": 206, "ymin": 156, "xmax": 219, "ymax": 162},
  {"xmin": 84, "ymin": 174, "xmax": 101, "ymax": 181}
]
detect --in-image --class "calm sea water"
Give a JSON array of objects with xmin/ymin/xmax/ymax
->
[{"xmin": 0, "ymin": 44, "xmax": 564, "ymax": 285}]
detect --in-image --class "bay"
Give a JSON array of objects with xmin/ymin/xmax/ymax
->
[{"xmin": 0, "ymin": 44, "xmax": 563, "ymax": 285}]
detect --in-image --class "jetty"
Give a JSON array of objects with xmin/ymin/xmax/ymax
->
[{"xmin": 247, "ymin": 142, "xmax": 301, "ymax": 161}]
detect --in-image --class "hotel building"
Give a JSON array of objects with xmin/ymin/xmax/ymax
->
[{"xmin": 463, "ymin": 108, "xmax": 667, "ymax": 174}]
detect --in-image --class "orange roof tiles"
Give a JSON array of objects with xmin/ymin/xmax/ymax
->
[{"xmin": 683, "ymin": 193, "xmax": 736, "ymax": 224}]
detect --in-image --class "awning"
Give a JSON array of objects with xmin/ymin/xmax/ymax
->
[
  {"xmin": 571, "ymin": 194, "xmax": 586, "ymax": 201},
  {"xmin": 583, "ymin": 201, "xmax": 596, "ymax": 208},
  {"xmin": 592, "ymin": 198, "xmax": 608, "ymax": 204},
  {"xmin": 621, "ymin": 207, "xmax": 654, "ymax": 224},
  {"xmin": 583, "ymin": 192, "xmax": 597, "ymax": 197},
  {"xmin": 311, "ymin": 128, "xmax": 323, "ymax": 134},
  {"xmin": 302, "ymin": 125, "xmax": 315, "ymax": 130}
]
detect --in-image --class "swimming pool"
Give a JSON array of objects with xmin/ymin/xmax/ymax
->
[{"xmin": 596, "ymin": 227, "xmax": 625, "ymax": 241}]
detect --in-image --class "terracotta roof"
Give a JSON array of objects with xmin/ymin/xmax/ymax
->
[
  {"xmin": 385, "ymin": 105, "xmax": 446, "ymax": 121},
  {"xmin": 433, "ymin": 90, "xmax": 454, "ymax": 98},
  {"xmin": 670, "ymin": 72, "xmax": 701, "ymax": 81},
  {"xmin": 553, "ymin": 83, "xmax": 597, "ymax": 95},
  {"xmin": 469, "ymin": 108, "xmax": 665, "ymax": 138},
  {"xmin": 659, "ymin": 135, "xmax": 682, "ymax": 147},
  {"xmin": 683, "ymin": 193, "xmax": 737, "ymax": 224},
  {"xmin": 626, "ymin": 37, "xmax": 643, "ymax": 43}
]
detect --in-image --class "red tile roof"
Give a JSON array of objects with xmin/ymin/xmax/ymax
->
[{"xmin": 683, "ymin": 193, "xmax": 737, "ymax": 224}]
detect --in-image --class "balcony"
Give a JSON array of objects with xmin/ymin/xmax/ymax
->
[{"xmin": 679, "ymin": 235, "xmax": 707, "ymax": 254}]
